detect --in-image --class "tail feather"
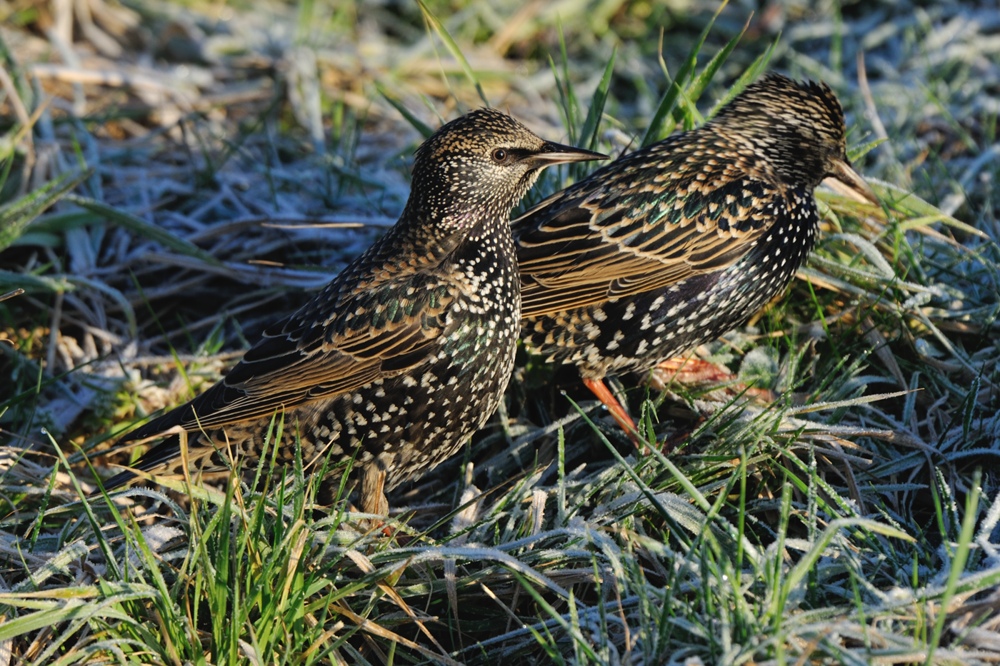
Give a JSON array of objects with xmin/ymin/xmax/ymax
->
[
  {"xmin": 101, "ymin": 469, "xmax": 137, "ymax": 490},
  {"xmin": 100, "ymin": 435, "xmax": 181, "ymax": 491}
]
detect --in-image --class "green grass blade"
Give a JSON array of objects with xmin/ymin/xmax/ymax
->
[
  {"xmin": 707, "ymin": 37, "xmax": 778, "ymax": 119},
  {"xmin": 377, "ymin": 85, "xmax": 435, "ymax": 138},
  {"xmin": 417, "ymin": 0, "xmax": 489, "ymax": 107},
  {"xmin": 0, "ymin": 270, "xmax": 74, "ymax": 294},
  {"xmin": 641, "ymin": 0, "xmax": 729, "ymax": 146},
  {"xmin": 580, "ymin": 48, "xmax": 616, "ymax": 152},
  {"xmin": 0, "ymin": 169, "xmax": 92, "ymax": 252},
  {"xmin": 683, "ymin": 16, "xmax": 752, "ymax": 126},
  {"xmin": 65, "ymin": 195, "xmax": 222, "ymax": 266}
]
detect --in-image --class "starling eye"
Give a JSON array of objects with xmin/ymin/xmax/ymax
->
[{"xmin": 491, "ymin": 148, "xmax": 509, "ymax": 163}]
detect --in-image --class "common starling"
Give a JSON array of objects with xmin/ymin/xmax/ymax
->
[
  {"xmin": 105, "ymin": 108, "xmax": 605, "ymax": 514},
  {"xmin": 513, "ymin": 74, "xmax": 878, "ymax": 441}
]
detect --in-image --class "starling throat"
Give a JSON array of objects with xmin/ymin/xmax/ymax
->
[
  {"xmin": 513, "ymin": 74, "xmax": 878, "ymax": 441},
  {"xmin": 106, "ymin": 108, "xmax": 605, "ymax": 514}
]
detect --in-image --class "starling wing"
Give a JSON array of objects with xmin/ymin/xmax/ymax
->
[
  {"xmin": 119, "ymin": 269, "xmax": 457, "ymax": 444},
  {"xmin": 514, "ymin": 132, "xmax": 784, "ymax": 318}
]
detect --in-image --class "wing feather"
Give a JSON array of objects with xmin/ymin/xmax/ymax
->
[
  {"xmin": 514, "ymin": 130, "xmax": 784, "ymax": 318},
  {"xmin": 122, "ymin": 270, "xmax": 454, "ymax": 442}
]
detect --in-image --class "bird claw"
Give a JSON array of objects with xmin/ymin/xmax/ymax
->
[{"xmin": 648, "ymin": 357, "xmax": 776, "ymax": 402}]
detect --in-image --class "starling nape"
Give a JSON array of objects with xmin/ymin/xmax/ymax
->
[
  {"xmin": 513, "ymin": 74, "xmax": 878, "ymax": 444},
  {"xmin": 104, "ymin": 108, "xmax": 605, "ymax": 515}
]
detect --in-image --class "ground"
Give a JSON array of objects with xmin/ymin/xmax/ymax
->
[{"xmin": 1, "ymin": 0, "xmax": 999, "ymax": 664}]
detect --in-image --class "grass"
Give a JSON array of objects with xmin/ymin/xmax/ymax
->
[{"xmin": 2, "ymin": 0, "xmax": 1000, "ymax": 663}]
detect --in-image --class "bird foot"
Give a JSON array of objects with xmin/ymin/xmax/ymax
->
[
  {"xmin": 647, "ymin": 357, "xmax": 775, "ymax": 402},
  {"xmin": 581, "ymin": 360, "xmax": 774, "ymax": 456}
]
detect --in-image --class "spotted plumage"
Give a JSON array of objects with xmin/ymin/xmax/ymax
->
[
  {"xmin": 513, "ymin": 74, "xmax": 877, "ymax": 439},
  {"xmin": 106, "ymin": 108, "xmax": 605, "ymax": 513}
]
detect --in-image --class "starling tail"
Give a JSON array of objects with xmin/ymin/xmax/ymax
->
[
  {"xmin": 105, "ymin": 108, "xmax": 605, "ymax": 514},
  {"xmin": 513, "ymin": 74, "xmax": 878, "ymax": 443}
]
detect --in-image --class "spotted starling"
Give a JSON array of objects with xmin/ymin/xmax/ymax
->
[
  {"xmin": 513, "ymin": 74, "xmax": 878, "ymax": 441},
  {"xmin": 105, "ymin": 108, "xmax": 605, "ymax": 514}
]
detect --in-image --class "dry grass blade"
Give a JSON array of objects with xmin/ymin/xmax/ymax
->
[{"xmin": 330, "ymin": 602, "xmax": 463, "ymax": 666}]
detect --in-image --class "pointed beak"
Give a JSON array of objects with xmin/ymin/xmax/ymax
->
[
  {"xmin": 529, "ymin": 141, "xmax": 608, "ymax": 167},
  {"xmin": 826, "ymin": 158, "xmax": 879, "ymax": 205}
]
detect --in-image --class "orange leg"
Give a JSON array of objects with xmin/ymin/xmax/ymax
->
[{"xmin": 583, "ymin": 377, "xmax": 642, "ymax": 448}]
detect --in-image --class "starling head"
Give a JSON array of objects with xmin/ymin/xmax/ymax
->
[
  {"xmin": 407, "ymin": 108, "xmax": 606, "ymax": 229},
  {"xmin": 712, "ymin": 73, "xmax": 875, "ymax": 202}
]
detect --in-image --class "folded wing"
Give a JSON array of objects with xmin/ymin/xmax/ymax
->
[
  {"xmin": 120, "ymin": 271, "xmax": 455, "ymax": 442},
  {"xmin": 515, "ymin": 134, "xmax": 783, "ymax": 318}
]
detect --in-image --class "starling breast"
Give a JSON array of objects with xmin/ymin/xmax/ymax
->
[
  {"xmin": 513, "ymin": 74, "xmax": 877, "ymax": 438},
  {"xmin": 106, "ymin": 108, "xmax": 604, "ymax": 514}
]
